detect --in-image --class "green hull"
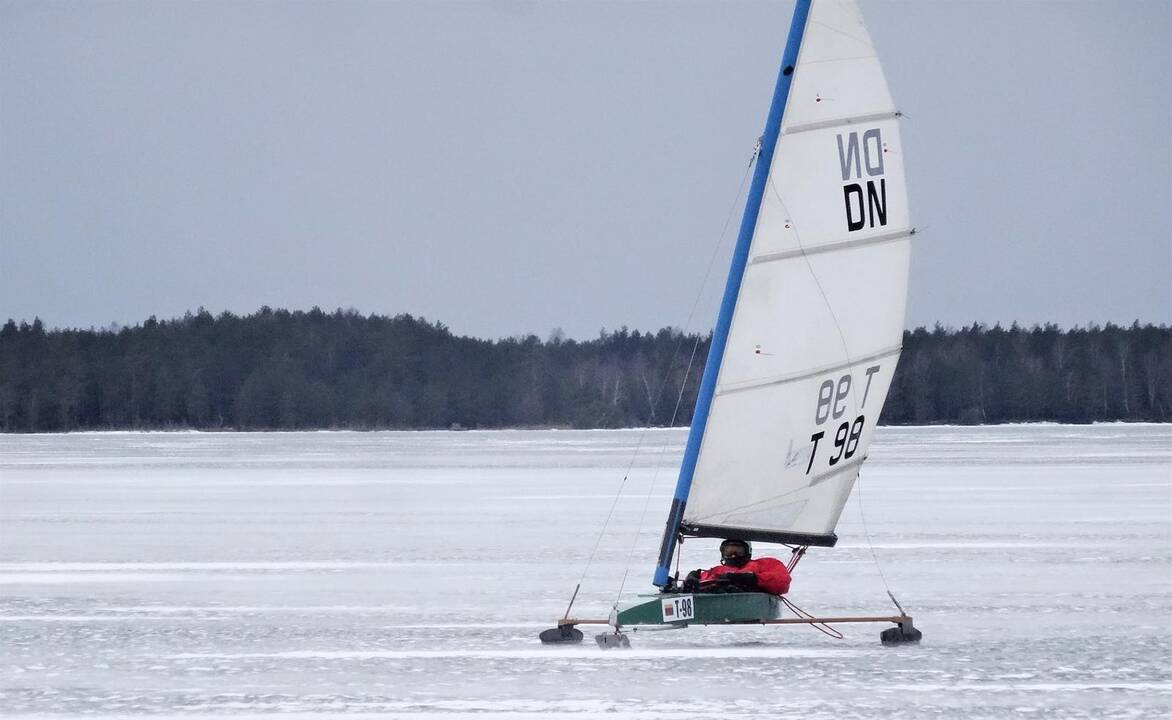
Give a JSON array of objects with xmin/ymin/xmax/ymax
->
[{"xmin": 613, "ymin": 592, "xmax": 781, "ymax": 628}]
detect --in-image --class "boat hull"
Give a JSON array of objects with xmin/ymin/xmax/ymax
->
[{"xmin": 614, "ymin": 592, "xmax": 782, "ymax": 628}]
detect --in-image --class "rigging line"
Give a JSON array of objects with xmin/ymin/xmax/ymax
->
[
  {"xmin": 578, "ymin": 145, "xmax": 758, "ymax": 616},
  {"xmin": 675, "ymin": 145, "xmax": 761, "ymax": 359},
  {"xmin": 767, "ymin": 176, "xmax": 898, "ymax": 606},
  {"xmin": 781, "ymin": 596, "xmax": 843, "ymax": 640},
  {"xmin": 660, "ymin": 338, "xmax": 705, "ymax": 588},
  {"xmin": 572, "ymin": 391, "xmax": 677, "ymax": 606},
  {"xmin": 766, "ymin": 176, "xmax": 857, "ymax": 385},
  {"xmin": 854, "ymin": 469, "xmax": 898, "ymax": 602},
  {"xmin": 609, "ymin": 143, "xmax": 754, "ymax": 605},
  {"xmin": 614, "ymin": 330, "xmax": 704, "ymax": 606}
]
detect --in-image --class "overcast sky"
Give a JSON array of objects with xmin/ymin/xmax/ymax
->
[{"xmin": 2, "ymin": 0, "xmax": 1168, "ymax": 339}]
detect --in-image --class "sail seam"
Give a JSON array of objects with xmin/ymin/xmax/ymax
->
[
  {"xmin": 782, "ymin": 111, "xmax": 899, "ymax": 136},
  {"xmin": 794, "ymin": 53, "xmax": 878, "ymax": 67},
  {"xmin": 804, "ymin": 16, "xmax": 872, "ymax": 49},
  {"xmin": 750, "ymin": 227, "xmax": 912, "ymax": 266},
  {"xmin": 807, "ymin": 455, "xmax": 866, "ymax": 487},
  {"xmin": 683, "ymin": 458, "xmax": 863, "ymax": 526},
  {"xmin": 716, "ymin": 345, "xmax": 902, "ymax": 396}
]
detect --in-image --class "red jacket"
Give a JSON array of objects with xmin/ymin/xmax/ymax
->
[{"xmin": 699, "ymin": 557, "xmax": 791, "ymax": 595}]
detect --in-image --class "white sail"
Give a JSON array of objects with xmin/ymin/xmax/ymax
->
[{"xmin": 681, "ymin": 0, "xmax": 911, "ymax": 545}]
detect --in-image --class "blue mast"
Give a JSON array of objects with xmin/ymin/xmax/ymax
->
[{"xmin": 653, "ymin": 0, "xmax": 813, "ymax": 588}]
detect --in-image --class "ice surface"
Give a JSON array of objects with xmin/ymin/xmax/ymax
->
[{"xmin": 1, "ymin": 425, "xmax": 1169, "ymax": 718}]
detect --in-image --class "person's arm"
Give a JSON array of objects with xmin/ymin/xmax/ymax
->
[
  {"xmin": 716, "ymin": 571, "xmax": 758, "ymax": 586},
  {"xmin": 698, "ymin": 566, "xmax": 720, "ymax": 583},
  {"xmin": 750, "ymin": 558, "xmax": 791, "ymax": 595}
]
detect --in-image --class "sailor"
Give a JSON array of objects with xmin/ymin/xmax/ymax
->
[{"xmin": 680, "ymin": 539, "xmax": 791, "ymax": 595}]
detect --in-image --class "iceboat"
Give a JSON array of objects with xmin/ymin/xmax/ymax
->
[{"xmin": 542, "ymin": 0, "xmax": 920, "ymax": 648}]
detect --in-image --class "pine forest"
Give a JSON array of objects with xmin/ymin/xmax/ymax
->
[{"xmin": 1, "ymin": 308, "xmax": 1168, "ymax": 432}]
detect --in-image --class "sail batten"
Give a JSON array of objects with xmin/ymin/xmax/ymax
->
[
  {"xmin": 716, "ymin": 345, "xmax": 902, "ymax": 396},
  {"xmin": 783, "ymin": 111, "xmax": 901, "ymax": 136},
  {"xmin": 749, "ymin": 227, "xmax": 912, "ymax": 266}
]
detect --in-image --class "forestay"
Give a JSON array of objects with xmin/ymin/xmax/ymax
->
[{"xmin": 680, "ymin": 0, "xmax": 912, "ymax": 547}]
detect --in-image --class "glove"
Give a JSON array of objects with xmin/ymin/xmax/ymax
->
[{"xmin": 719, "ymin": 572, "xmax": 758, "ymax": 587}]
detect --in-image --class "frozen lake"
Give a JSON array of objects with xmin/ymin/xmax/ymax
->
[{"xmin": 1, "ymin": 425, "xmax": 1169, "ymax": 719}]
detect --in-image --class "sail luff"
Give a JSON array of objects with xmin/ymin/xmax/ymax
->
[{"xmin": 651, "ymin": 0, "xmax": 814, "ymax": 588}]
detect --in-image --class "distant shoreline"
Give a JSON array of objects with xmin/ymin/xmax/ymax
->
[
  {"xmin": 3, "ymin": 310, "xmax": 1169, "ymax": 432},
  {"xmin": 3, "ymin": 420, "xmax": 1168, "ymax": 437}
]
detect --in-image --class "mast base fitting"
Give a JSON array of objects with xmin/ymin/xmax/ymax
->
[
  {"xmin": 880, "ymin": 618, "xmax": 922, "ymax": 645},
  {"xmin": 595, "ymin": 631, "xmax": 631, "ymax": 649},
  {"xmin": 539, "ymin": 624, "xmax": 584, "ymax": 645}
]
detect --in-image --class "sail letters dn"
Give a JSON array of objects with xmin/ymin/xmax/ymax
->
[{"xmin": 838, "ymin": 128, "xmax": 887, "ymax": 232}]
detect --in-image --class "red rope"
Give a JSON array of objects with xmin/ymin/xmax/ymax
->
[{"xmin": 781, "ymin": 596, "xmax": 844, "ymax": 640}]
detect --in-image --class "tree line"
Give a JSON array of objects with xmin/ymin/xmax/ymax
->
[{"xmin": 1, "ymin": 308, "xmax": 1168, "ymax": 432}]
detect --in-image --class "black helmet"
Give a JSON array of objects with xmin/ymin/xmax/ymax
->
[{"xmin": 719, "ymin": 538, "xmax": 752, "ymax": 567}]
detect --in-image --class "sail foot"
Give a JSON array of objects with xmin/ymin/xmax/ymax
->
[{"xmin": 679, "ymin": 522, "xmax": 838, "ymax": 548}]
